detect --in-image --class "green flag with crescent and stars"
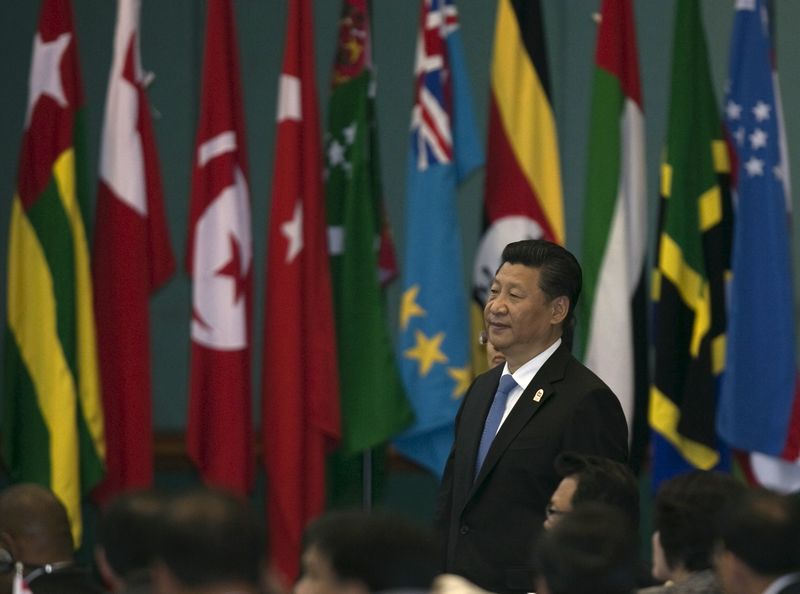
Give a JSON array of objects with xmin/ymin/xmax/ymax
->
[{"xmin": 324, "ymin": 0, "xmax": 413, "ymax": 504}]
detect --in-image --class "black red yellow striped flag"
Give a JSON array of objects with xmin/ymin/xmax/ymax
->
[{"xmin": 472, "ymin": 0, "xmax": 564, "ymax": 372}]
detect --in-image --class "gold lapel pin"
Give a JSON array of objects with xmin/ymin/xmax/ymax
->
[{"xmin": 533, "ymin": 388, "xmax": 544, "ymax": 402}]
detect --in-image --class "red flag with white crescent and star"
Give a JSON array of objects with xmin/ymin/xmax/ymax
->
[
  {"xmin": 262, "ymin": 0, "xmax": 341, "ymax": 583},
  {"xmin": 186, "ymin": 0, "xmax": 253, "ymax": 494},
  {"xmin": 92, "ymin": 0, "xmax": 175, "ymax": 503}
]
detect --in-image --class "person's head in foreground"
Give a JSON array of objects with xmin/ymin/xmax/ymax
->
[
  {"xmin": 714, "ymin": 488, "xmax": 800, "ymax": 594},
  {"xmin": 0, "ymin": 483, "xmax": 78, "ymax": 594},
  {"xmin": 544, "ymin": 452, "xmax": 639, "ymax": 531},
  {"xmin": 535, "ymin": 503, "xmax": 638, "ymax": 594},
  {"xmin": 295, "ymin": 510, "xmax": 439, "ymax": 594},
  {"xmin": 651, "ymin": 470, "xmax": 745, "ymax": 584},
  {"xmin": 152, "ymin": 487, "xmax": 264, "ymax": 594},
  {"xmin": 95, "ymin": 489, "xmax": 165, "ymax": 591}
]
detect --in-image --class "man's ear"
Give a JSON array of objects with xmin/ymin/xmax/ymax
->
[
  {"xmin": 152, "ymin": 561, "xmax": 182, "ymax": 594},
  {"xmin": 550, "ymin": 296, "xmax": 569, "ymax": 325},
  {"xmin": 94, "ymin": 546, "xmax": 122, "ymax": 592}
]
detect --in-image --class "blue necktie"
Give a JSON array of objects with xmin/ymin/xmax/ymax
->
[{"xmin": 475, "ymin": 374, "xmax": 517, "ymax": 477}]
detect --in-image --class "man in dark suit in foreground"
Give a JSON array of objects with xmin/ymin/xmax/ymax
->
[{"xmin": 435, "ymin": 239, "xmax": 628, "ymax": 594}]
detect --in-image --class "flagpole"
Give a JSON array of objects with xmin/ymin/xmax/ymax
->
[
  {"xmin": 362, "ymin": 450, "xmax": 372, "ymax": 511},
  {"xmin": 363, "ymin": 0, "xmax": 374, "ymax": 515}
]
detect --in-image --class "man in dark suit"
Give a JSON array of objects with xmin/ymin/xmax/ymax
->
[
  {"xmin": 715, "ymin": 489, "xmax": 800, "ymax": 594},
  {"xmin": 435, "ymin": 239, "xmax": 628, "ymax": 594}
]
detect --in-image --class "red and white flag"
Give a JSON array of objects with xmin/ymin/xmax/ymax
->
[
  {"xmin": 92, "ymin": 0, "xmax": 175, "ymax": 501},
  {"xmin": 187, "ymin": 0, "xmax": 253, "ymax": 494},
  {"xmin": 263, "ymin": 0, "xmax": 340, "ymax": 582}
]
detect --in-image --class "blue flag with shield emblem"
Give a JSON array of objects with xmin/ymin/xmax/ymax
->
[{"xmin": 393, "ymin": 0, "xmax": 483, "ymax": 476}]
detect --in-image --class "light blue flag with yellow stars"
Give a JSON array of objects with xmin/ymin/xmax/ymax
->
[{"xmin": 393, "ymin": 0, "xmax": 483, "ymax": 476}]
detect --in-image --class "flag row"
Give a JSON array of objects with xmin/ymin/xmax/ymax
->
[
  {"xmin": 4, "ymin": 0, "xmax": 800, "ymax": 586},
  {"xmin": 2, "ymin": 0, "xmax": 481, "ymax": 583}
]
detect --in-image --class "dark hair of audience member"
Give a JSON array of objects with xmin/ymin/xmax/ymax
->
[
  {"xmin": 98, "ymin": 489, "xmax": 164, "ymax": 578},
  {"xmin": 302, "ymin": 510, "xmax": 439, "ymax": 592},
  {"xmin": 535, "ymin": 503, "xmax": 638, "ymax": 594},
  {"xmin": 654, "ymin": 470, "xmax": 745, "ymax": 572},
  {"xmin": 717, "ymin": 488, "xmax": 800, "ymax": 576},
  {"xmin": 554, "ymin": 452, "xmax": 639, "ymax": 528},
  {"xmin": 153, "ymin": 488, "xmax": 264, "ymax": 588}
]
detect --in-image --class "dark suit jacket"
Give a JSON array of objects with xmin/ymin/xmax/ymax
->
[
  {"xmin": 29, "ymin": 565, "xmax": 105, "ymax": 594},
  {"xmin": 435, "ymin": 342, "xmax": 628, "ymax": 594}
]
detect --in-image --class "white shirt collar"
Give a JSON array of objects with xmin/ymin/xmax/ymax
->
[
  {"xmin": 502, "ymin": 338, "xmax": 562, "ymax": 392},
  {"xmin": 762, "ymin": 573, "xmax": 800, "ymax": 594},
  {"xmin": 495, "ymin": 338, "xmax": 561, "ymax": 428}
]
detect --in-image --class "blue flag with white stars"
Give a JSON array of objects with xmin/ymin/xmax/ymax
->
[
  {"xmin": 393, "ymin": 0, "xmax": 483, "ymax": 476},
  {"xmin": 717, "ymin": 0, "xmax": 796, "ymax": 456}
]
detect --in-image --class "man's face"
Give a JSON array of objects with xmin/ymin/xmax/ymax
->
[
  {"xmin": 484, "ymin": 263, "xmax": 565, "ymax": 370},
  {"xmin": 544, "ymin": 476, "xmax": 577, "ymax": 530}
]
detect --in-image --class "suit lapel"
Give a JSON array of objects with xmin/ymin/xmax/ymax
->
[{"xmin": 468, "ymin": 344, "xmax": 571, "ymax": 496}]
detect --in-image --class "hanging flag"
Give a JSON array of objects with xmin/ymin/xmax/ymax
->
[
  {"xmin": 393, "ymin": 0, "xmax": 482, "ymax": 477},
  {"xmin": 650, "ymin": 0, "xmax": 733, "ymax": 488},
  {"xmin": 263, "ymin": 0, "xmax": 341, "ymax": 582},
  {"xmin": 186, "ymin": 0, "xmax": 253, "ymax": 494},
  {"xmin": 92, "ymin": 0, "xmax": 175, "ymax": 502},
  {"xmin": 2, "ymin": 0, "xmax": 104, "ymax": 545},
  {"xmin": 579, "ymin": 0, "xmax": 648, "ymax": 472},
  {"xmin": 472, "ymin": 0, "xmax": 564, "ymax": 372},
  {"xmin": 718, "ymin": 0, "xmax": 800, "ymax": 490},
  {"xmin": 325, "ymin": 0, "xmax": 413, "ymax": 460}
]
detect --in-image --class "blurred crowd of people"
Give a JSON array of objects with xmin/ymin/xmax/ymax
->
[{"xmin": 0, "ymin": 462, "xmax": 798, "ymax": 594}]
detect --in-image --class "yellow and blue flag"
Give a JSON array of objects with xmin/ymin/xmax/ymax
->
[{"xmin": 394, "ymin": 0, "xmax": 482, "ymax": 476}]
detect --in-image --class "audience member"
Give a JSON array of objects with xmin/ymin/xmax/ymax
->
[
  {"xmin": 715, "ymin": 489, "xmax": 800, "ymax": 594},
  {"xmin": 0, "ymin": 483, "xmax": 103, "ymax": 594},
  {"xmin": 643, "ymin": 471, "xmax": 745, "ymax": 594},
  {"xmin": 479, "ymin": 331, "xmax": 506, "ymax": 369},
  {"xmin": 535, "ymin": 503, "xmax": 638, "ymax": 594},
  {"xmin": 95, "ymin": 489, "xmax": 165, "ymax": 593},
  {"xmin": 151, "ymin": 487, "xmax": 264, "ymax": 594},
  {"xmin": 295, "ymin": 510, "xmax": 439, "ymax": 594},
  {"xmin": 544, "ymin": 452, "xmax": 639, "ymax": 530}
]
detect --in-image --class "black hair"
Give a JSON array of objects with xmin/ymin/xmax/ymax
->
[
  {"xmin": 154, "ymin": 488, "xmax": 264, "ymax": 588},
  {"xmin": 554, "ymin": 452, "xmax": 639, "ymax": 529},
  {"xmin": 654, "ymin": 470, "xmax": 744, "ymax": 572},
  {"xmin": 536, "ymin": 503, "xmax": 638, "ymax": 594},
  {"xmin": 718, "ymin": 488, "xmax": 800, "ymax": 576},
  {"xmin": 98, "ymin": 489, "xmax": 164, "ymax": 577},
  {"xmin": 302, "ymin": 510, "xmax": 439, "ymax": 592}
]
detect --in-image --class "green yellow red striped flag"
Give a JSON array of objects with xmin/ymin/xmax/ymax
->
[{"xmin": 2, "ymin": 0, "xmax": 105, "ymax": 545}]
